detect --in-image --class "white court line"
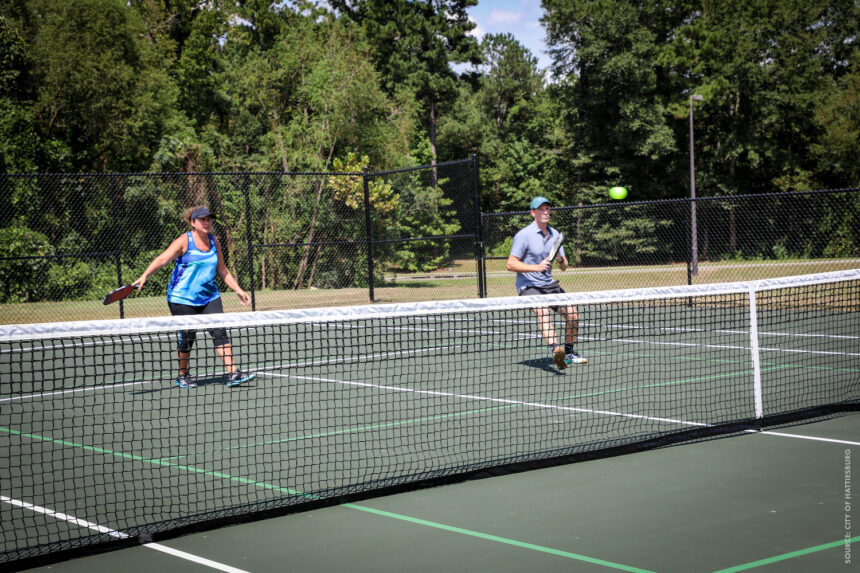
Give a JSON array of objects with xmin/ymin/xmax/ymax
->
[
  {"xmin": 580, "ymin": 336, "xmax": 860, "ymax": 358},
  {"xmin": 0, "ymin": 380, "xmax": 151, "ymax": 403},
  {"xmin": 3, "ymin": 317, "xmax": 855, "ymax": 404},
  {"xmin": 0, "ymin": 344, "xmax": 462, "ymax": 403},
  {"xmin": 748, "ymin": 430, "xmax": 860, "ymax": 446},
  {"xmin": 0, "ymin": 496, "xmax": 250, "ymax": 573},
  {"xmin": 1, "ymin": 495, "xmax": 129, "ymax": 539},
  {"xmin": 257, "ymin": 343, "xmax": 460, "ymax": 372},
  {"xmin": 142, "ymin": 543, "xmax": 251, "ymax": 573},
  {"xmin": 498, "ymin": 316, "xmax": 859, "ymax": 341},
  {"xmin": 583, "ymin": 321, "xmax": 859, "ymax": 341},
  {"xmin": 0, "ymin": 332, "xmax": 176, "ymax": 354},
  {"xmin": 279, "ymin": 372, "xmax": 712, "ymax": 429},
  {"xmin": 282, "ymin": 371, "xmax": 860, "ymax": 450},
  {"xmin": 722, "ymin": 330, "xmax": 858, "ymax": 340},
  {"xmin": 758, "ymin": 346, "xmax": 860, "ymax": 357},
  {"xmin": 318, "ymin": 320, "xmax": 860, "ymax": 358},
  {"xmin": 4, "ymin": 328, "xmax": 855, "ymax": 404}
]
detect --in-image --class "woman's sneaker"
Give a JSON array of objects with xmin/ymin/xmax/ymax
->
[
  {"xmin": 226, "ymin": 371, "xmax": 257, "ymax": 387},
  {"xmin": 175, "ymin": 373, "xmax": 197, "ymax": 388},
  {"xmin": 565, "ymin": 351, "xmax": 588, "ymax": 365}
]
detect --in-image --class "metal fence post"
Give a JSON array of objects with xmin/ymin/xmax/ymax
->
[
  {"xmin": 686, "ymin": 197, "xmax": 693, "ymax": 286},
  {"xmin": 363, "ymin": 167, "xmax": 375, "ymax": 302},
  {"xmin": 110, "ymin": 176, "xmax": 126, "ymax": 319},
  {"xmin": 472, "ymin": 154, "xmax": 485, "ymax": 298},
  {"xmin": 689, "ymin": 94, "xmax": 703, "ymax": 277},
  {"xmin": 242, "ymin": 174, "xmax": 256, "ymax": 311}
]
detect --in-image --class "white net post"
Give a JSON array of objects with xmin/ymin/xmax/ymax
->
[{"xmin": 748, "ymin": 284, "xmax": 764, "ymax": 419}]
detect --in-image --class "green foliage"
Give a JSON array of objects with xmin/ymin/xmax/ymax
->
[
  {"xmin": 487, "ymin": 236, "xmax": 513, "ymax": 258},
  {"xmin": 0, "ymin": 219, "xmax": 152, "ymax": 303},
  {"xmin": 823, "ymin": 226, "xmax": 857, "ymax": 258},
  {"xmin": 46, "ymin": 259, "xmax": 94, "ymax": 299},
  {"xmin": 0, "ymin": 223, "xmax": 53, "ymax": 302},
  {"xmin": 812, "ymin": 51, "xmax": 860, "ymax": 187},
  {"xmin": 175, "ymin": 6, "xmax": 229, "ymax": 128},
  {"xmin": 330, "ymin": 153, "xmax": 397, "ymax": 214},
  {"xmin": 388, "ymin": 176, "xmax": 461, "ymax": 272},
  {"xmin": 0, "ymin": 0, "xmax": 854, "ymax": 197},
  {"xmin": 330, "ymin": 0, "xmax": 480, "ymax": 160},
  {"xmin": 20, "ymin": 0, "xmax": 180, "ymax": 171},
  {"xmin": 0, "ymin": 0, "xmax": 857, "ymax": 302},
  {"xmin": 329, "ymin": 152, "xmax": 462, "ymax": 273},
  {"xmin": 572, "ymin": 205, "xmax": 674, "ymax": 265},
  {"xmin": 0, "ymin": 97, "xmax": 43, "ymax": 173},
  {"xmin": 0, "ymin": 15, "xmax": 31, "ymax": 99},
  {"xmin": 226, "ymin": 14, "xmax": 408, "ymax": 171}
]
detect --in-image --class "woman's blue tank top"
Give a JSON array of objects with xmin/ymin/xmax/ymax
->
[{"xmin": 166, "ymin": 232, "xmax": 221, "ymax": 306}]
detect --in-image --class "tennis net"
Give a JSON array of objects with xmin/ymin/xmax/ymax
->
[{"xmin": 1, "ymin": 269, "xmax": 858, "ymax": 566}]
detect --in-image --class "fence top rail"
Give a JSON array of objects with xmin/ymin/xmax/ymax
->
[
  {"xmin": 365, "ymin": 158, "xmax": 474, "ymax": 177},
  {"xmin": 0, "ymin": 158, "xmax": 476, "ymax": 179},
  {"xmin": 481, "ymin": 187, "xmax": 860, "ymax": 218},
  {"xmin": 1, "ymin": 170, "xmax": 363, "ymax": 178}
]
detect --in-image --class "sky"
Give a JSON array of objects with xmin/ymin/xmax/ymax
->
[{"xmin": 464, "ymin": 0, "xmax": 551, "ymax": 71}]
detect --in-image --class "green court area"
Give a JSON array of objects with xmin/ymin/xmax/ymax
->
[{"xmin": 1, "ymin": 286, "xmax": 857, "ymax": 568}]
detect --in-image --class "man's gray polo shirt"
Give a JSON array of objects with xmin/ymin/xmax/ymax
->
[{"xmin": 510, "ymin": 221, "xmax": 566, "ymax": 293}]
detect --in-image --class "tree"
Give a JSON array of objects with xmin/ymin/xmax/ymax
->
[
  {"xmin": 329, "ymin": 0, "xmax": 480, "ymax": 164},
  {"xmin": 478, "ymin": 33, "xmax": 542, "ymax": 142},
  {"xmin": 0, "ymin": 15, "xmax": 42, "ymax": 173},
  {"xmin": 226, "ymin": 11, "xmax": 406, "ymax": 172},
  {"xmin": 813, "ymin": 50, "xmax": 860, "ymax": 187},
  {"xmin": 222, "ymin": 10, "xmax": 416, "ymax": 288},
  {"xmin": 438, "ymin": 32, "xmax": 561, "ymax": 212},
  {"xmin": 544, "ymin": 0, "xmax": 688, "ymax": 203},
  {"xmin": 132, "ymin": 0, "xmax": 231, "ymax": 130},
  {"xmin": 26, "ymin": 0, "xmax": 179, "ymax": 171}
]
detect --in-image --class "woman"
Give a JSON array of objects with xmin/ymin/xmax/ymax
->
[{"xmin": 134, "ymin": 206, "xmax": 255, "ymax": 388}]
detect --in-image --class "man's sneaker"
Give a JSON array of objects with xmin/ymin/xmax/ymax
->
[
  {"xmin": 553, "ymin": 345, "xmax": 567, "ymax": 370},
  {"xmin": 175, "ymin": 373, "xmax": 197, "ymax": 388},
  {"xmin": 226, "ymin": 370, "xmax": 257, "ymax": 387},
  {"xmin": 565, "ymin": 351, "xmax": 588, "ymax": 365}
]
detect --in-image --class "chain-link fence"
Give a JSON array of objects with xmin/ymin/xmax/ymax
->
[
  {"xmin": 2, "ymin": 166, "xmax": 857, "ymax": 324},
  {"xmin": 0, "ymin": 159, "xmax": 480, "ymax": 324},
  {"xmin": 481, "ymin": 188, "xmax": 860, "ymax": 296}
]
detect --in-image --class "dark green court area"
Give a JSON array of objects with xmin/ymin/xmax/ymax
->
[
  {"xmin": 14, "ymin": 412, "xmax": 860, "ymax": 573},
  {"xmin": 1, "ymin": 294, "xmax": 858, "ymax": 569}
]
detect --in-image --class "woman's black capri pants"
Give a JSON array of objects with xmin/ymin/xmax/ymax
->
[{"xmin": 168, "ymin": 298, "xmax": 230, "ymax": 352}]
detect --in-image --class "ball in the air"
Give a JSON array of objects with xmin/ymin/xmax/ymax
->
[{"xmin": 609, "ymin": 186, "xmax": 627, "ymax": 200}]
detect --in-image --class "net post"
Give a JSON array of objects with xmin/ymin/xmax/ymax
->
[{"xmin": 748, "ymin": 284, "xmax": 764, "ymax": 419}]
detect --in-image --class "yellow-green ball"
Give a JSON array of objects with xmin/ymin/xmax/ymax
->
[{"xmin": 609, "ymin": 186, "xmax": 627, "ymax": 200}]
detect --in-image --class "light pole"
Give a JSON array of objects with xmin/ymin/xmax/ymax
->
[{"xmin": 689, "ymin": 94, "xmax": 703, "ymax": 277}]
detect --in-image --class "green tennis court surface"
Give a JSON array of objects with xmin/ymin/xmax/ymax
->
[{"xmin": 1, "ymin": 271, "xmax": 858, "ymax": 569}]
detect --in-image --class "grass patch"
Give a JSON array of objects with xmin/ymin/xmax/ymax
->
[{"xmin": 1, "ymin": 259, "xmax": 856, "ymax": 325}]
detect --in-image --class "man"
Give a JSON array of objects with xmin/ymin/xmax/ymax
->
[{"xmin": 506, "ymin": 196, "xmax": 587, "ymax": 370}]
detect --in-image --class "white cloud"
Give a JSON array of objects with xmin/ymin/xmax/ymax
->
[
  {"xmin": 488, "ymin": 10, "xmax": 522, "ymax": 26},
  {"xmin": 468, "ymin": 16, "xmax": 485, "ymax": 40}
]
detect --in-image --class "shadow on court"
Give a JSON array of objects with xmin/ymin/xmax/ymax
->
[
  {"xmin": 519, "ymin": 357, "xmax": 566, "ymax": 375},
  {"xmin": 21, "ymin": 412, "xmax": 858, "ymax": 573}
]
